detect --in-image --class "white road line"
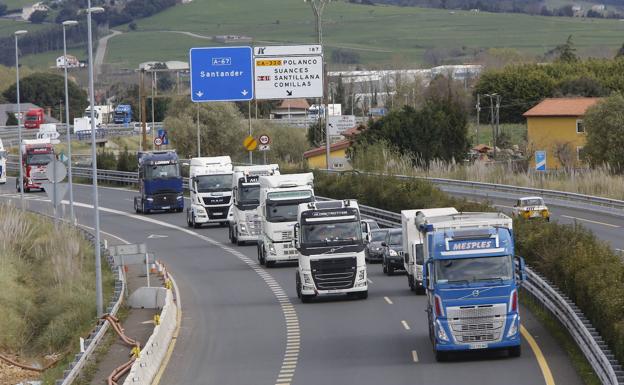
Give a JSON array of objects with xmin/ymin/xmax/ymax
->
[
  {"xmin": 367, "ymin": 278, "xmax": 373, "ymax": 284},
  {"xmin": 560, "ymin": 215, "xmax": 620, "ymax": 228},
  {"xmin": 412, "ymin": 350, "xmax": 419, "ymax": 363},
  {"xmin": 493, "ymin": 204, "xmax": 514, "ymax": 210},
  {"xmin": 401, "ymin": 320, "xmax": 411, "ymax": 330},
  {"xmin": 384, "ymin": 296, "xmax": 393, "ymax": 305}
]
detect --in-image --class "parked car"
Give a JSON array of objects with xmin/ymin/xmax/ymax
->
[
  {"xmin": 365, "ymin": 229, "xmax": 389, "ymax": 263},
  {"xmin": 382, "ymin": 228, "xmax": 404, "ymax": 275},
  {"xmin": 512, "ymin": 196, "xmax": 550, "ymax": 221}
]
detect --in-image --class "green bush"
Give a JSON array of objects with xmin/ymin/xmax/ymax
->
[
  {"xmin": 514, "ymin": 219, "xmax": 624, "ymax": 366},
  {"xmin": 313, "ymin": 171, "xmax": 489, "ymax": 218}
]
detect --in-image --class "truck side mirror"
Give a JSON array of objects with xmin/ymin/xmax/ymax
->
[
  {"xmin": 293, "ymin": 223, "xmax": 300, "ymax": 249},
  {"xmin": 515, "ymin": 256, "xmax": 527, "ymax": 283},
  {"xmin": 423, "ymin": 260, "xmax": 434, "ymax": 291}
]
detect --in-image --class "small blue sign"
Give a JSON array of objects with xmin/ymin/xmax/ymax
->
[
  {"xmin": 189, "ymin": 46, "xmax": 254, "ymax": 102},
  {"xmin": 157, "ymin": 129, "xmax": 169, "ymax": 145},
  {"xmin": 535, "ymin": 151, "xmax": 546, "ymax": 171}
]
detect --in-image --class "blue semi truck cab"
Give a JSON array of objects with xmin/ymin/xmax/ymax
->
[
  {"xmin": 421, "ymin": 212, "xmax": 526, "ymax": 361},
  {"xmin": 134, "ymin": 151, "xmax": 184, "ymax": 214},
  {"xmin": 113, "ymin": 104, "xmax": 132, "ymax": 124}
]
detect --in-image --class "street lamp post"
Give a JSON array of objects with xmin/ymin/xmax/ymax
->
[
  {"xmin": 14, "ymin": 30, "xmax": 27, "ymax": 209},
  {"xmin": 304, "ymin": 0, "xmax": 331, "ymax": 169},
  {"xmin": 85, "ymin": 4, "xmax": 105, "ymax": 317},
  {"xmin": 62, "ymin": 20, "xmax": 78, "ymax": 223}
]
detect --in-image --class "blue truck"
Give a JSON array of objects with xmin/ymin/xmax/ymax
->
[
  {"xmin": 113, "ymin": 104, "xmax": 132, "ymax": 124},
  {"xmin": 134, "ymin": 151, "xmax": 184, "ymax": 214},
  {"xmin": 420, "ymin": 212, "xmax": 526, "ymax": 361}
]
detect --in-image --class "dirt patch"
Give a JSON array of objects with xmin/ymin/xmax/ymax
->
[{"xmin": 0, "ymin": 358, "xmax": 40, "ymax": 385}]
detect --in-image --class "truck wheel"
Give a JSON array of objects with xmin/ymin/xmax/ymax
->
[
  {"xmin": 229, "ymin": 226, "xmax": 236, "ymax": 244},
  {"xmin": 435, "ymin": 350, "xmax": 448, "ymax": 362},
  {"xmin": 408, "ymin": 274, "xmax": 415, "ymax": 291},
  {"xmin": 301, "ymin": 294, "xmax": 313, "ymax": 303},
  {"xmin": 387, "ymin": 265, "xmax": 395, "ymax": 276},
  {"xmin": 176, "ymin": 207, "xmax": 183, "ymax": 213},
  {"xmin": 143, "ymin": 202, "xmax": 150, "ymax": 214},
  {"xmin": 357, "ymin": 291, "xmax": 368, "ymax": 300},
  {"xmin": 187, "ymin": 210, "xmax": 192, "ymax": 227},
  {"xmin": 508, "ymin": 345, "xmax": 521, "ymax": 358},
  {"xmin": 192, "ymin": 216, "xmax": 200, "ymax": 228},
  {"xmin": 382, "ymin": 261, "xmax": 388, "ymax": 274},
  {"xmin": 220, "ymin": 221, "xmax": 228, "ymax": 227}
]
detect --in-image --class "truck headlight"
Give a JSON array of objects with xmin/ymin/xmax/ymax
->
[
  {"xmin": 358, "ymin": 269, "xmax": 366, "ymax": 281},
  {"xmin": 146, "ymin": 197, "xmax": 154, "ymax": 202},
  {"xmin": 507, "ymin": 315, "xmax": 519, "ymax": 337},
  {"xmin": 389, "ymin": 249, "xmax": 398, "ymax": 257},
  {"xmin": 436, "ymin": 320, "xmax": 449, "ymax": 342},
  {"xmin": 239, "ymin": 224, "xmax": 247, "ymax": 234},
  {"xmin": 268, "ymin": 242, "xmax": 276, "ymax": 255},
  {"xmin": 303, "ymin": 273, "xmax": 313, "ymax": 285}
]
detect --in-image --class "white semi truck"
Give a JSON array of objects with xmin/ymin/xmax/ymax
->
[
  {"xmin": 402, "ymin": 208, "xmax": 459, "ymax": 294},
  {"xmin": 294, "ymin": 200, "xmax": 368, "ymax": 302},
  {"xmin": 257, "ymin": 173, "xmax": 314, "ymax": 267},
  {"xmin": 186, "ymin": 156, "xmax": 234, "ymax": 228},
  {"xmin": 229, "ymin": 164, "xmax": 280, "ymax": 245},
  {"xmin": 0, "ymin": 139, "xmax": 6, "ymax": 184}
]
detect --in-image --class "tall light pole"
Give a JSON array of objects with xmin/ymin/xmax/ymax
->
[
  {"xmin": 484, "ymin": 93, "xmax": 498, "ymax": 159},
  {"xmin": 14, "ymin": 29, "xmax": 27, "ymax": 208},
  {"xmin": 85, "ymin": 4, "xmax": 105, "ymax": 317},
  {"xmin": 304, "ymin": 0, "xmax": 331, "ymax": 169},
  {"xmin": 62, "ymin": 20, "xmax": 78, "ymax": 222}
]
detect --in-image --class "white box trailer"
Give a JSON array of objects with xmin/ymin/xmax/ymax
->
[{"xmin": 402, "ymin": 208, "xmax": 459, "ymax": 294}]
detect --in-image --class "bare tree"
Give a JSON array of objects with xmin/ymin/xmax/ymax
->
[{"xmin": 552, "ymin": 141, "xmax": 576, "ymax": 170}]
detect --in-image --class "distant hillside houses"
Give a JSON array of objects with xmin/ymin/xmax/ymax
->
[
  {"xmin": 213, "ymin": 35, "xmax": 252, "ymax": 44},
  {"xmin": 56, "ymin": 55, "xmax": 81, "ymax": 69}
]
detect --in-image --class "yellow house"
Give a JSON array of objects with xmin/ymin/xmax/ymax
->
[
  {"xmin": 304, "ymin": 139, "xmax": 352, "ymax": 170},
  {"xmin": 523, "ymin": 97, "xmax": 601, "ymax": 170}
]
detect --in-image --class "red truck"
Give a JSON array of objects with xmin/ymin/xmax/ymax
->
[
  {"xmin": 18, "ymin": 139, "xmax": 54, "ymax": 192},
  {"xmin": 24, "ymin": 108, "xmax": 44, "ymax": 129}
]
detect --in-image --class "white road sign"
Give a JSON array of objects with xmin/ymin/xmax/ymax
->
[
  {"xmin": 254, "ymin": 45, "xmax": 322, "ymax": 57},
  {"xmin": 259, "ymin": 134, "xmax": 270, "ymax": 145},
  {"xmin": 258, "ymin": 144, "xmax": 270, "ymax": 151},
  {"xmin": 254, "ymin": 56, "xmax": 323, "ymax": 100},
  {"xmin": 328, "ymin": 115, "xmax": 357, "ymax": 136},
  {"xmin": 46, "ymin": 160, "xmax": 67, "ymax": 183}
]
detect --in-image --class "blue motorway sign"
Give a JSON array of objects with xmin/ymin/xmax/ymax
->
[
  {"xmin": 189, "ymin": 46, "xmax": 254, "ymax": 102},
  {"xmin": 535, "ymin": 150, "xmax": 546, "ymax": 171},
  {"xmin": 157, "ymin": 129, "xmax": 169, "ymax": 145}
]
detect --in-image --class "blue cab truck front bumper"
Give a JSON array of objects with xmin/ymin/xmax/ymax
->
[
  {"xmin": 434, "ymin": 313, "xmax": 521, "ymax": 352},
  {"xmin": 144, "ymin": 196, "xmax": 184, "ymax": 211}
]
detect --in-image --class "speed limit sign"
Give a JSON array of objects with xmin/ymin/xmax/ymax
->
[
  {"xmin": 154, "ymin": 137, "xmax": 163, "ymax": 146},
  {"xmin": 259, "ymin": 134, "xmax": 270, "ymax": 145}
]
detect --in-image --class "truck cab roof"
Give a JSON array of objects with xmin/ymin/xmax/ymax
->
[
  {"xmin": 417, "ymin": 212, "xmax": 512, "ymax": 232},
  {"xmin": 297, "ymin": 199, "xmax": 360, "ymax": 222},
  {"xmin": 259, "ymin": 173, "xmax": 313, "ymax": 190},
  {"xmin": 190, "ymin": 156, "xmax": 233, "ymax": 177},
  {"xmin": 138, "ymin": 150, "xmax": 179, "ymax": 165}
]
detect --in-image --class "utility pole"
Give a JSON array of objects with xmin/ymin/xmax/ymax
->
[
  {"xmin": 485, "ymin": 93, "xmax": 498, "ymax": 160},
  {"xmin": 495, "ymin": 95, "xmax": 501, "ymax": 159},
  {"xmin": 305, "ymin": 0, "xmax": 331, "ymax": 169},
  {"xmin": 140, "ymin": 69, "xmax": 147, "ymax": 151},
  {"xmin": 475, "ymin": 94, "xmax": 480, "ymax": 145}
]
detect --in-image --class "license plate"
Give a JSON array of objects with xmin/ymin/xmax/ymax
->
[
  {"xmin": 469, "ymin": 343, "xmax": 488, "ymax": 350},
  {"xmin": 162, "ymin": 206, "xmax": 170, "ymax": 209},
  {"xmin": 212, "ymin": 212, "xmax": 223, "ymax": 216}
]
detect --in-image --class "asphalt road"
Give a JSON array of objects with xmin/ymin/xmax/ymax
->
[{"xmin": 0, "ymin": 179, "xmax": 588, "ymax": 385}]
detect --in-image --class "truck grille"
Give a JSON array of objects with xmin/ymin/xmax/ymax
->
[
  {"xmin": 446, "ymin": 304, "xmax": 506, "ymax": 344},
  {"xmin": 274, "ymin": 230, "xmax": 293, "ymax": 241},
  {"xmin": 153, "ymin": 193, "xmax": 177, "ymax": 206},
  {"xmin": 207, "ymin": 206, "xmax": 229, "ymax": 219},
  {"xmin": 203, "ymin": 196, "xmax": 231, "ymax": 205},
  {"xmin": 310, "ymin": 257, "xmax": 356, "ymax": 290}
]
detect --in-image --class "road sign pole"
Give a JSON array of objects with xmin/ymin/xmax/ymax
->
[
  {"xmin": 53, "ymin": 158, "xmax": 58, "ymax": 225},
  {"xmin": 248, "ymin": 100, "xmax": 253, "ymax": 164},
  {"xmin": 196, "ymin": 103, "xmax": 201, "ymax": 157}
]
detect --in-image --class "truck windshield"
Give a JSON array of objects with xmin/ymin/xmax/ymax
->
[
  {"xmin": 435, "ymin": 256, "xmax": 513, "ymax": 284},
  {"xmin": 266, "ymin": 198, "xmax": 312, "ymax": 223},
  {"xmin": 302, "ymin": 221, "xmax": 362, "ymax": 244},
  {"xmin": 145, "ymin": 164, "xmax": 180, "ymax": 180},
  {"xmin": 195, "ymin": 174, "xmax": 231, "ymax": 192},
  {"xmin": 26, "ymin": 115, "xmax": 39, "ymax": 121},
  {"xmin": 114, "ymin": 112, "xmax": 127, "ymax": 118},
  {"xmin": 27, "ymin": 153, "xmax": 54, "ymax": 165},
  {"xmin": 239, "ymin": 185, "xmax": 260, "ymax": 204}
]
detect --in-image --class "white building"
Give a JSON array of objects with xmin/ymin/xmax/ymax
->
[{"xmin": 56, "ymin": 55, "xmax": 80, "ymax": 68}]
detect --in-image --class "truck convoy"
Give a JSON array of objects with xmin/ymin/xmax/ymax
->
[
  {"xmin": 402, "ymin": 208, "xmax": 459, "ymax": 294},
  {"xmin": 0, "ymin": 139, "xmax": 6, "ymax": 184},
  {"xmin": 134, "ymin": 150, "xmax": 184, "ymax": 214},
  {"xmin": 257, "ymin": 173, "xmax": 314, "ymax": 267},
  {"xmin": 17, "ymin": 138, "xmax": 54, "ymax": 192},
  {"xmin": 229, "ymin": 164, "xmax": 280, "ymax": 245},
  {"xmin": 113, "ymin": 104, "xmax": 133, "ymax": 124},
  {"xmin": 186, "ymin": 156, "xmax": 234, "ymax": 228},
  {"xmin": 420, "ymin": 211, "xmax": 525, "ymax": 361},
  {"xmin": 293, "ymin": 199, "xmax": 368, "ymax": 302}
]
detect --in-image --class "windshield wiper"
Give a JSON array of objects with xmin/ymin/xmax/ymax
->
[
  {"xmin": 269, "ymin": 215, "xmax": 291, "ymax": 221},
  {"xmin": 474, "ymin": 277, "xmax": 504, "ymax": 283},
  {"xmin": 446, "ymin": 279, "xmax": 470, "ymax": 285},
  {"xmin": 321, "ymin": 245, "xmax": 351, "ymax": 254}
]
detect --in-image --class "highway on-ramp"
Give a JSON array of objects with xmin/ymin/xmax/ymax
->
[{"xmin": 0, "ymin": 179, "xmax": 586, "ymax": 385}]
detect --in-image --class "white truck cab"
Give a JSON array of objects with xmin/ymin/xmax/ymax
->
[
  {"xmin": 257, "ymin": 173, "xmax": 314, "ymax": 267},
  {"xmin": 0, "ymin": 139, "xmax": 6, "ymax": 184},
  {"xmin": 294, "ymin": 199, "xmax": 368, "ymax": 302},
  {"xmin": 229, "ymin": 164, "xmax": 280, "ymax": 245},
  {"xmin": 186, "ymin": 156, "xmax": 233, "ymax": 228},
  {"xmin": 402, "ymin": 208, "xmax": 459, "ymax": 294}
]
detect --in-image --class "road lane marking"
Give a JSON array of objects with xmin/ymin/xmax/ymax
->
[
  {"xmin": 521, "ymin": 325, "xmax": 555, "ymax": 385},
  {"xmin": 35, "ymin": 199, "xmax": 300, "ymax": 385},
  {"xmin": 493, "ymin": 204, "xmax": 514, "ymax": 209},
  {"xmin": 401, "ymin": 320, "xmax": 411, "ymax": 330},
  {"xmin": 560, "ymin": 215, "xmax": 620, "ymax": 228},
  {"xmin": 367, "ymin": 278, "xmax": 373, "ymax": 284},
  {"xmin": 384, "ymin": 296, "xmax": 393, "ymax": 305},
  {"xmin": 411, "ymin": 350, "xmax": 419, "ymax": 363}
]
